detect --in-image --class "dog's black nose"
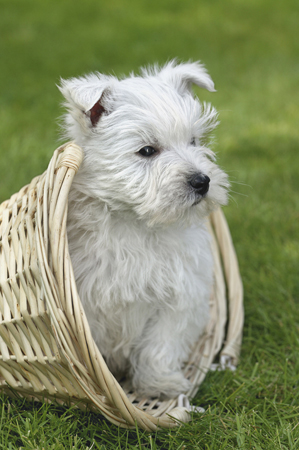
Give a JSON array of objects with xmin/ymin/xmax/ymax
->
[{"xmin": 189, "ymin": 173, "xmax": 210, "ymax": 195}]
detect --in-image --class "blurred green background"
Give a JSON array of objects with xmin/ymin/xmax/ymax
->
[{"xmin": 0, "ymin": 0, "xmax": 299, "ymax": 448}]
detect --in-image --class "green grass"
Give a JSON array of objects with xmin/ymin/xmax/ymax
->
[{"xmin": 0, "ymin": 0, "xmax": 299, "ymax": 448}]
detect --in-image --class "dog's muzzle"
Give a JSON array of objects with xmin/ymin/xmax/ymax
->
[{"xmin": 189, "ymin": 173, "xmax": 210, "ymax": 196}]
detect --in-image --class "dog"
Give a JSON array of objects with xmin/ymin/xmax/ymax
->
[{"xmin": 59, "ymin": 61, "xmax": 229, "ymax": 398}]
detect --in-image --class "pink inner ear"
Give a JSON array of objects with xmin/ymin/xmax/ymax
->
[{"xmin": 89, "ymin": 97, "xmax": 106, "ymax": 126}]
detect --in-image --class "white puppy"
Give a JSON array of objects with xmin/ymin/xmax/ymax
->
[{"xmin": 59, "ymin": 61, "xmax": 229, "ymax": 398}]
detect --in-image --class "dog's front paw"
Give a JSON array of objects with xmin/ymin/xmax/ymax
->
[{"xmin": 133, "ymin": 370, "xmax": 191, "ymax": 399}]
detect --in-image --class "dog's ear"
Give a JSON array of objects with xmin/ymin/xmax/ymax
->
[
  {"xmin": 157, "ymin": 60, "xmax": 216, "ymax": 94},
  {"xmin": 58, "ymin": 74, "xmax": 115, "ymax": 129},
  {"xmin": 85, "ymin": 92, "xmax": 107, "ymax": 127}
]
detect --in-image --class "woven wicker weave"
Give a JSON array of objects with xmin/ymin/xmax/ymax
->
[{"xmin": 0, "ymin": 142, "xmax": 243, "ymax": 430}]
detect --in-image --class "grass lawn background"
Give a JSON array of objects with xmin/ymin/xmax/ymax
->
[{"xmin": 0, "ymin": 0, "xmax": 298, "ymax": 448}]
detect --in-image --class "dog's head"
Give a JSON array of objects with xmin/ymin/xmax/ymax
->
[{"xmin": 59, "ymin": 61, "xmax": 229, "ymax": 226}]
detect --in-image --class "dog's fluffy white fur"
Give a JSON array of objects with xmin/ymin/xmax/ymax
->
[{"xmin": 59, "ymin": 61, "xmax": 229, "ymax": 398}]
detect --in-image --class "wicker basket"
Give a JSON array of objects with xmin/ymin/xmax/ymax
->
[{"xmin": 0, "ymin": 142, "xmax": 243, "ymax": 430}]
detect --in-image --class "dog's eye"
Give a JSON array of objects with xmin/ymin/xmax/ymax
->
[
  {"xmin": 139, "ymin": 146, "xmax": 157, "ymax": 157},
  {"xmin": 190, "ymin": 137, "xmax": 196, "ymax": 146}
]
